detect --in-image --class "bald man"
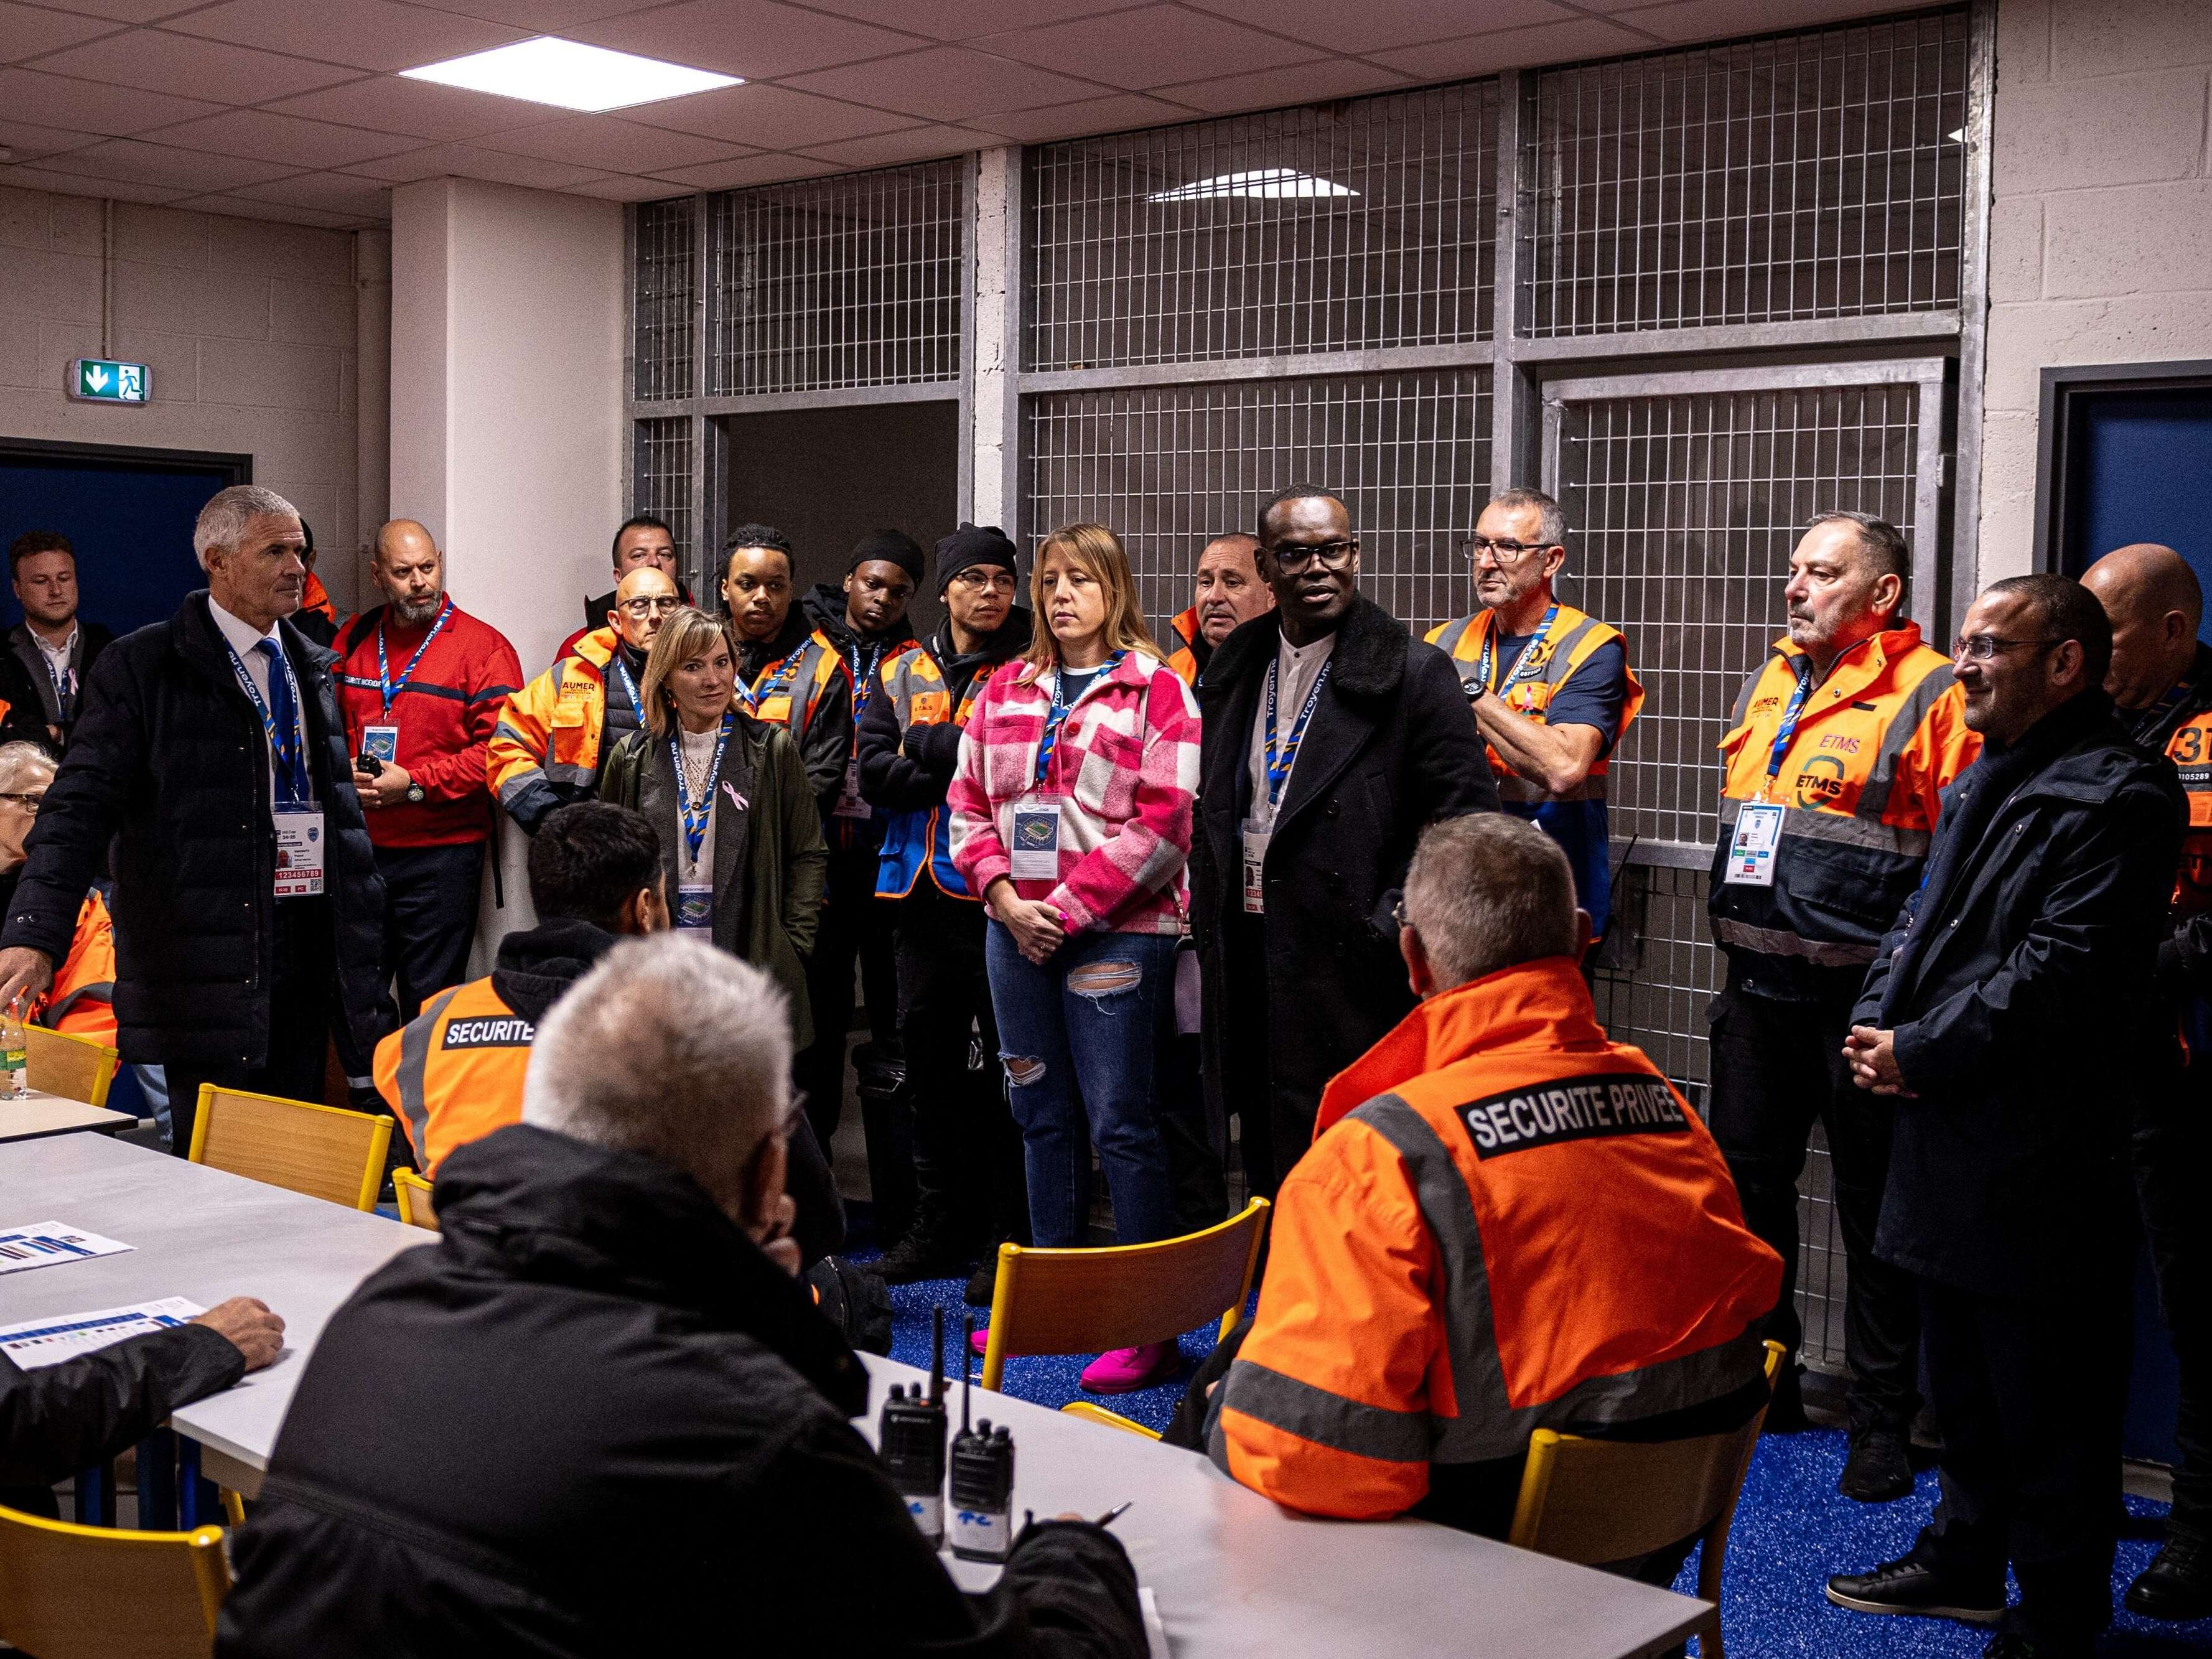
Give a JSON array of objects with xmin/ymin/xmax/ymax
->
[
  {"xmin": 2084, "ymin": 542, "xmax": 2212, "ymax": 1622},
  {"xmin": 335, "ymin": 520, "xmax": 523, "ymax": 1022}
]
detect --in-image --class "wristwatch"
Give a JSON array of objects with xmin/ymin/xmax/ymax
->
[
  {"xmin": 405, "ymin": 782, "xmax": 426, "ymax": 804},
  {"xmin": 1463, "ymin": 676, "xmax": 1487, "ymax": 704}
]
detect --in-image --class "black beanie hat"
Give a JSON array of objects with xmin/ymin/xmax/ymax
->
[
  {"xmin": 933, "ymin": 523, "xmax": 1019, "ymax": 596},
  {"xmin": 848, "ymin": 528, "xmax": 925, "ymax": 584}
]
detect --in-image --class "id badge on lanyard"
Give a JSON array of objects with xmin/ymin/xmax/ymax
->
[
  {"xmin": 360, "ymin": 724, "xmax": 399, "ymax": 764},
  {"xmin": 274, "ymin": 803, "xmax": 325, "ymax": 898},
  {"xmin": 833, "ymin": 754, "xmax": 872, "ymax": 820},
  {"xmin": 1722, "ymin": 803, "xmax": 1785, "ymax": 887},
  {"xmin": 675, "ymin": 883, "xmax": 713, "ymax": 931},
  {"xmin": 1241, "ymin": 818, "xmax": 1270, "ymax": 914},
  {"xmin": 1009, "ymin": 798, "xmax": 1062, "ymax": 881}
]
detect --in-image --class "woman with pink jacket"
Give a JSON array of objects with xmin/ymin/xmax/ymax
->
[{"xmin": 948, "ymin": 521, "xmax": 1200, "ymax": 1395}]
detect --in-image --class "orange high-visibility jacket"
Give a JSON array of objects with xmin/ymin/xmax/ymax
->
[
  {"xmin": 1208, "ymin": 957, "xmax": 1781, "ymax": 1520},
  {"xmin": 2162, "ymin": 701, "xmax": 2212, "ymax": 918},
  {"xmin": 373, "ymin": 976, "xmax": 534, "ymax": 1175},
  {"xmin": 1709, "ymin": 623, "xmax": 1979, "ymax": 988},
  {"xmin": 1165, "ymin": 607, "xmax": 1202, "ymax": 686},
  {"xmin": 37, "ymin": 890, "xmax": 116, "ymax": 1045},
  {"xmin": 486, "ymin": 629, "xmax": 638, "ymax": 830},
  {"xmin": 1424, "ymin": 604, "xmax": 1646, "ymax": 805}
]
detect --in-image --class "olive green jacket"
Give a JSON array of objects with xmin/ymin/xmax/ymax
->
[{"xmin": 599, "ymin": 714, "xmax": 829, "ymax": 1049}]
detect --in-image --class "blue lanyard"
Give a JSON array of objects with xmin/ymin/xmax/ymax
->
[
  {"xmin": 670, "ymin": 713, "xmax": 735, "ymax": 866},
  {"xmin": 1475, "ymin": 603, "xmax": 1561, "ymax": 695},
  {"xmin": 609, "ymin": 652, "xmax": 644, "ymax": 723},
  {"xmin": 224, "ymin": 642, "xmax": 310, "ymax": 805},
  {"xmin": 1263, "ymin": 657, "xmax": 1332, "ymax": 808},
  {"xmin": 34, "ymin": 640, "xmax": 71, "ymax": 720},
  {"xmin": 744, "ymin": 647, "xmax": 801, "ymax": 711},
  {"xmin": 1762, "ymin": 657, "xmax": 1819, "ymax": 795},
  {"xmin": 1035, "ymin": 653, "xmax": 1124, "ymax": 788},
  {"xmin": 375, "ymin": 599, "xmax": 453, "ymax": 717},
  {"xmin": 848, "ymin": 642, "xmax": 885, "ymax": 718}
]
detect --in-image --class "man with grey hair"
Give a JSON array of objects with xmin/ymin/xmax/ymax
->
[
  {"xmin": 1197, "ymin": 815, "xmax": 1779, "ymax": 1573},
  {"xmin": 217, "ymin": 935, "xmax": 1148, "ymax": 1658},
  {"xmin": 0, "ymin": 484, "xmax": 390, "ymax": 1157}
]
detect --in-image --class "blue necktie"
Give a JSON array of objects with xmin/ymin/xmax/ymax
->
[{"xmin": 256, "ymin": 638, "xmax": 307, "ymax": 804}]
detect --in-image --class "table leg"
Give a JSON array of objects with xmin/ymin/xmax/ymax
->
[
  {"xmin": 73, "ymin": 1460, "xmax": 115, "ymax": 1526},
  {"xmin": 138, "ymin": 1432, "xmax": 177, "ymax": 1531},
  {"xmin": 176, "ymin": 1437, "xmax": 217, "ymax": 1529}
]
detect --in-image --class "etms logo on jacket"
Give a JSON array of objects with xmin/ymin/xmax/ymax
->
[
  {"xmin": 1455, "ymin": 1072, "xmax": 1689, "ymax": 1157},
  {"xmin": 441, "ymin": 1016, "xmax": 536, "ymax": 1050}
]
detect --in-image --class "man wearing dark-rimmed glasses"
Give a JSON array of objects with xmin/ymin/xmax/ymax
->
[
  {"xmin": 1426, "ymin": 487, "xmax": 1641, "ymax": 943},
  {"xmin": 1188, "ymin": 483, "xmax": 1496, "ymax": 1196}
]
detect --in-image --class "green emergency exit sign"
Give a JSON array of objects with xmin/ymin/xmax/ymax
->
[{"xmin": 68, "ymin": 358, "xmax": 151, "ymax": 404}]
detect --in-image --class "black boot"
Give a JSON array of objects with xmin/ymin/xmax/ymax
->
[
  {"xmin": 1839, "ymin": 1427, "xmax": 1915, "ymax": 1503},
  {"xmin": 874, "ymin": 1226, "xmax": 969, "ymax": 1286},
  {"xmin": 2124, "ymin": 1530, "xmax": 2212, "ymax": 1622}
]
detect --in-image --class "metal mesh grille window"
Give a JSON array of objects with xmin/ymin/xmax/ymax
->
[
  {"xmin": 706, "ymin": 161, "xmax": 964, "ymax": 397},
  {"xmin": 1027, "ymin": 371, "xmax": 1491, "ymax": 635},
  {"xmin": 632, "ymin": 418, "xmax": 694, "ymax": 571},
  {"xmin": 1526, "ymin": 9, "xmax": 1968, "ymax": 337},
  {"xmin": 1025, "ymin": 83, "xmax": 1497, "ymax": 373},
  {"xmin": 633, "ymin": 200, "xmax": 695, "ymax": 403}
]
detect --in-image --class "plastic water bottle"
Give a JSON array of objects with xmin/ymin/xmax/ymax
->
[{"xmin": 1, "ymin": 998, "xmax": 27, "ymax": 1099}]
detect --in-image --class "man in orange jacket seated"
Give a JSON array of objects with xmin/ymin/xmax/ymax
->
[
  {"xmin": 1199, "ymin": 813, "xmax": 1781, "ymax": 1576},
  {"xmin": 0, "ymin": 742, "xmax": 115, "ymax": 1044}
]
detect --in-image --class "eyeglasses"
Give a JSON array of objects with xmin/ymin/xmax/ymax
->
[
  {"xmin": 1391, "ymin": 895, "xmax": 1409, "ymax": 930},
  {"xmin": 1267, "ymin": 539, "xmax": 1356, "ymax": 574},
  {"xmin": 1462, "ymin": 537, "xmax": 1555, "ymax": 567},
  {"xmin": 1953, "ymin": 635, "xmax": 2062, "ymax": 663},
  {"xmin": 0, "ymin": 793, "xmax": 41, "ymax": 814},
  {"xmin": 949, "ymin": 568, "xmax": 1016, "ymax": 590},
  {"xmin": 619, "ymin": 596, "xmax": 684, "ymax": 618}
]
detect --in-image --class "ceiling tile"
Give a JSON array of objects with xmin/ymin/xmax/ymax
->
[
  {"xmin": 152, "ymin": 108, "xmax": 421, "ymax": 167},
  {"xmin": 1368, "ymin": 16, "xmax": 1653, "ymax": 77},
  {"xmin": 0, "ymin": 2, "xmax": 123, "ymax": 62},
  {"xmin": 163, "ymin": 0, "xmax": 530, "ymax": 74},
  {"xmin": 343, "ymin": 141, "xmax": 603, "ymax": 187},
  {"xmin": 1181, "ymin": 0, "xmax": 1572, "ymax": 55},
  {"xmin": 262, "ymin": 75, "xmax": 564, "ymax": 141},
  {"xmin": 782, "ymin": 46, "xmax": 1110, "ymax": 123},
  {"xmin": 0, "ymin": 161, "xmax": 190, "ymax": 202},
  {"xmin": 560, "ymin": 171, "xmax": 695, "ymax": 201},
  {"xmin": 474, "ymin": 114, "xmax": 756, "ymax": 172},
  {"xmin": 647, "ymin": 150, "xmax": 836, "ymax": 190},
  {"xmin": 39, "ymin": 136, "xmax": 301, "ymax": 190},
  {"xmin": 175, "ymin": 191, "xmax": 363, "ymax": 228},
  {"xmin": 794, "ymin": 0, "xmax": 1138, "ymax": 41},
  {"xmin": 625, "ymin": 82, "xmax": 913, "ymax": 147},
  {"xmin": 405, "ymin": 0, "xmax": 666, "ymax": 26},
  {"xmin": 968, "ymin": 91, "xmax": 1196, "ymax": 144},
  {"xmin": 228, "ymin": 170, "xmax": 394, "ymax": 214},
  {"xmin": 0, "ymin": 67, "xmax": 230, "ymax": 134},
  {"xmin": 30, "ymin": 32, "xmax": 366, "ymax": 103},
  {"xmin": 1613, "ymin": 0, "xmax": 1886, "ymax": 43},
  {"xmin": 0, "ymin": 115, "xmax": 108, "ymax": 161},
  {"xmin": 794, "ymin": 123, "xmax": 997, "ymax": 171},
  {"xmin": 571, "ymin": 0, "xmax": 924, "ymax": 80},
  {"xmin": 976, "ymin": 6, "xmax": 1320, "ymax": 91},
  {"xmin": 14, "ymin": 0, "xmax": 202, "ymax": 20},
  {"xmin": 1154, "ymin": 57, "xmax": 1413, "ymax": 116}
]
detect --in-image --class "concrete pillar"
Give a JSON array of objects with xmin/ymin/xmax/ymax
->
[
  {"xmin": 349, "ymin": 227, "xmax": 391, "ymax": 614},
  {"xmin": 970, "ymin": 147, "xmax": 1022, "ymax": 538}
]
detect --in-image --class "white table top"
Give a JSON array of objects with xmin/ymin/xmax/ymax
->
[
  {"xmin": 0, "ymin": 1090, "xmax": 138, "ymax": 1144},
  {"xmin": 0, "ymin": 1132, "xmax": 424, "ymax": 1473}
]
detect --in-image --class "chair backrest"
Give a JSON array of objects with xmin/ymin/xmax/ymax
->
[
  {"xmin": 391, "ymin": 1168, "xmax": 439, "ymax": 1231},
  {"xmin": 1507, "ymin": 1340, "xmax": 1787, "ymax": 1659},
  {"xmin": 25, "ymin": 1025, "xmax": 119, "ymax": 1108},
  {"xmin": 1060, "ymin": 1401, "xmax": 1162, "ymax": 1439},
  {"xmin": 980, "ymin": 1199, "xmax": 1269, "ymax": 1391},
  {"xmin": 189, "ymin": 1084, "xmax": 393, "ymax": 1212},
  {"xmin": 0, "ymin": 1503, "xmax": 228, "ymax": 1659}
]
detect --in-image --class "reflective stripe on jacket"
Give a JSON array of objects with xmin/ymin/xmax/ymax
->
[
  {"xmin": 39, "ymin": 890, "xmax": 116, "ymax": 1044},
  {"xmin": 373, "ymin": 977, "xmax": 534, "ymax": 1175},
  {"xmin": 1165, "ymin": 607, "xmax": 1202, "ymax": 687},
  {"xmin": 872, "ymin": 646, "xmax": 1002, "ymax": 900},
  {"xmin": 1709, "ymin": 624, "xmax": 1979, "ymax": 991},
  {"xmin": 1207, "ymin": 958, "xmax": 1780, "ymax": 1518},
  {"xmin": 485, "ymin": 630, "xmax": 635, "ymax": 833}
]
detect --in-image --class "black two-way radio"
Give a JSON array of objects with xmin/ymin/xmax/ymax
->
[
  {"xmin": 878, "ymin": 1306, "xmax": 949, "ymax": 1546},
  {"xmin": 950, "ymin": 1314, "xmax": 1015, "ymax": 1562}
]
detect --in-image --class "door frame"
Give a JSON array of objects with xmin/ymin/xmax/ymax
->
[
  {"xmin": 2033, "ymin": 358, "xmax": 2212, "ymax": 576},
  {"xmin": 0, "ymin": 436, "xmax": 252, "ymax": 482}
]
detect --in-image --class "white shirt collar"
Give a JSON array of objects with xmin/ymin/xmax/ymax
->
[
  {"xmin": 29, "ymin": 623, "xmax": 77, "ymax": 661},
  {"xmin": 208, "ymin": 597, "xmax": 281, "ymax": 660}
]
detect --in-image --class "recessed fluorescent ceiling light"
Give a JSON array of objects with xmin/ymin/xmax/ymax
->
[
  {"xmin": 401, "ymin": 37, "xmax": 739, "ymax": 113},
  {"xmin": 1150, "ymin": 167, "xmax": 1358, "ymax": 202}
]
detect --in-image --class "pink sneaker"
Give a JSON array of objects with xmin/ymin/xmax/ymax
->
[
  {"xmin": 1080, "ymin": 1341, "xmax": 1181, "ymax": 1395},
  {"xmin": 969, "ymin": 1326, "xmax": 990, "ymax": 1357}
]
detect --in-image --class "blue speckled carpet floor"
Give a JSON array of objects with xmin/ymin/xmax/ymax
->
[{"xmin": 876, "ymin": 1268, "xmax": 2212, "ymax": 1656}]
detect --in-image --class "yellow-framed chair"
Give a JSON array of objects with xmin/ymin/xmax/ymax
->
[
  {"xmin": 978, "ymin": 1199, "xmax": 1270, "ymax": 1392},
  {"xmin": 1506, "ymin": 1340, "xmax": 1788, "ymax": 1659},
  {"xmin": 1060, "ymin": 1401, "xmax": 1161, "ymax": 1439},
  {"xmin": 188, "ymin": 1083, "xmax": 393, "ymax": 1212},
  {"xmin": 0, "ymin": 1503, "xmax": 228, "ymax": 1659},
  {"xmin": 24, "ymin": 1024, "xmax": 119, "ymax": 1108},
  {"xmin": 392, "ymin": 1167, "xmax": 439, "ymax": 1231}
]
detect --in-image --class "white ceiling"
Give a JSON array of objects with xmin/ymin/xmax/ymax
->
[{"xmin": 0, "ymin": 0, "xmax": 1909, "ymax": 228}]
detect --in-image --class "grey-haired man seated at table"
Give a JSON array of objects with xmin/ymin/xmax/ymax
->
[
  {"xmin": 1, "ymin": 1297, "xmax": 284, "ymax": 1518},
  {"xmin": 217, "ymin": 934, "xmax": 1145, "ymax": 1658}
]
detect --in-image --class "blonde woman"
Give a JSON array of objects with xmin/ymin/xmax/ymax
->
[
  {"xmin": 600, "ymin": 607, "xmax": 828, "ymax": 1050},
  {"xmin": 948, "ymin": 523, "xmax": 1200, "ymax": 1395}
]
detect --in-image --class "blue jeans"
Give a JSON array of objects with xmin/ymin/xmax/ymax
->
[{"xmin": 983, "ymin": 922, "xmax": 1177, "ymax": 1250}]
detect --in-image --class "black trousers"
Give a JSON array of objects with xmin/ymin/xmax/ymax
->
[
  {"xmin": 2135, "ymin": 1055, "xmax": 2212, "ymax": 1539},
  {"xmin": 1159, "ymin": 1032, "xmax": 1228, "ymax": 1231},
  {"xmin": 895, "ymin": 881, "xmax": 1026, "ymax": 1254},
  {"xmin": 1706, "ymin": 975, "xmax": 1920, "ymax": 1432},
  {"xmin": 1218, "ymin": 913, "xmax": 1322, "ymax": 1200},
  {"xmin": 795, "ymin": 847, "xmax": 901, "ymax": 1149},
  {"xmin": 164, "ymin": 897, "xmax": 337, "ymax": 1159},
  {"xmin": 1911, "ymin": 1268, "xmax": 2130, "ymax": 1649},
  {"xmin": 375, "ymin": 840, "xmax": 485, "ymax": 1023}
]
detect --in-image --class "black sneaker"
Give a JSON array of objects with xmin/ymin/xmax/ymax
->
[
  {"xmin": 1981, "ymin": 1637, "xmax": 2091, "ymax": 1659},
  {"xmin": 874, "ymin": 1231, "xmax": 968, "ymax": 1286},
  {"xmin": 964, "ymin": 1257, "xmax": 998, "ymax": 1309},
  {"xmin": 2124, "ymin": 1531, "xmax": 2212, "ymax": 1622},
  {"xmin": 1839, "ymin": 1428, "xmax": 1915, "ymax": 1503},
  {"xmin": 1824, "ymin": 1556, "xmax": 2004, "ymax": 1624}
]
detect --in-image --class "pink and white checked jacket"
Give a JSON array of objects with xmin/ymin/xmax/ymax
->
[{"xmin": 948, "ymin": 648, "xmax": 1199, "ymax": 937}]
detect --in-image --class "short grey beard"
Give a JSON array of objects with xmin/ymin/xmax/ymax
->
[{"xmin": 391, "ymin": 591, "xmax": 444, "ymax": 627}]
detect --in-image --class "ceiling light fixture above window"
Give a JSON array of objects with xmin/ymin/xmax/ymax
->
[
  {"xmin": 401, "ymin": 38, "xmax": 739, "ymax": 113},
  {"xmin": 1149, "ymin": 167, "xmax": 1358, "ymax": 202}
]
